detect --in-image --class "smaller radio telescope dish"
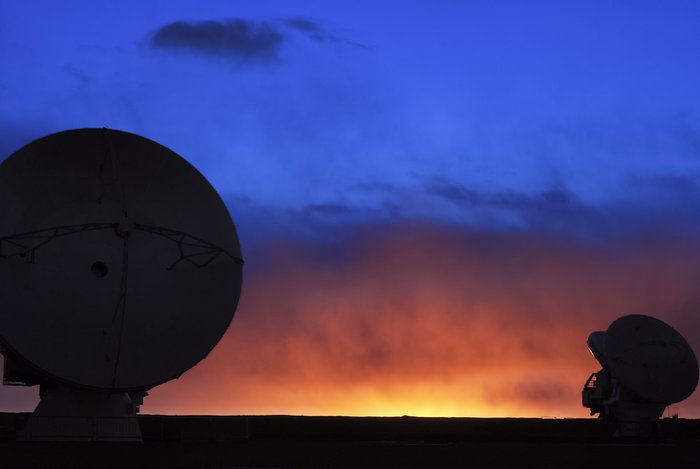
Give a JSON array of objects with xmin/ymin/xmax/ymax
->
[
  {"xmin": 582, "ymin": 314, "xmax": 698, "ymax": 437},
  {"xmin": 0, "ymin": 129, "xmax": 243, "ymax": 441}
]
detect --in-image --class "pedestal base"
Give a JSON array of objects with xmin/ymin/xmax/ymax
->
[
  {"xmin": 18, "ymin": 384, "xmax": 143, "ymax": 441},
  {"xmin": 614, "ymin": 419, "xmax": 662, "ymax": 438}
]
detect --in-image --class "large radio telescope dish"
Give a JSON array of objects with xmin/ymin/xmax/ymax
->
[
  {"xmin": 583, "ymin": 314, "xmax": 698, "ymax": 437},
  {"xmin": 0, "ymin": 128, "xmax": 243, "ymax": 392},
  {"xmin": 604, "ymin": 314, "xmax": 698, "ymax": 404}
]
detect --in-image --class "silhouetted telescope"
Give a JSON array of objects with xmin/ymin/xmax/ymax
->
[
  {"xmin": 0, "ymin": 129, "xmax": 243, "ymax": 441},
  {"xmin": 582, "ymin": 314, "xmax": 698, "ymax": 437}
]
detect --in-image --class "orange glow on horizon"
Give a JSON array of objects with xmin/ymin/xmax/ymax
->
[{"xmin": 141, "ymin": 224, "xmax": 700, "ymax": 418}]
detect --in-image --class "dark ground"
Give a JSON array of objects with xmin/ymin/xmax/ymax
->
[{"xmin": 1, "ymin": 413, "xmax": 699, "ymax": 468}]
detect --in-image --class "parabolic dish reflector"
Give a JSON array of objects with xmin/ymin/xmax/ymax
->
[
  {"xmin": 0, "ymin": 129, "xmax": 243, "ymax": 391},
  {"xmin": 604, "ymin": 314, "xmax": 698, "ymax": 404}
]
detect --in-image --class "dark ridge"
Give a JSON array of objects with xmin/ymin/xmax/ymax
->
[{"xmin": 1, "ymin": 413, "xmax": 700, "ymax": 468}]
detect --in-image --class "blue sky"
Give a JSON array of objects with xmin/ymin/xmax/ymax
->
[
  {"xmin": 3, "ymin": 1, "xmax": 700, "ymax": 246},
  {"xmin": 3, "ymin": 1, "xmax": 700, "ymax": 417}
]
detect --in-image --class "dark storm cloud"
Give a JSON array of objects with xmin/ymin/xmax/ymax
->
[
  {"xmin": 150, "ymin": 17, "xmax": 364, "ymax": 63},
  {"xmin": 284, "ymin": 18, "xmax": 326, "ymax": 42},
  {"xmin": 305, "ymin": 203, "xmax": 353, "ymax": 216},
  {"xmin": 488, "ymin": 187, "xmax": 575, "ymax": 212},
  {"xmin": 418, "ymin": 175, "xmax": 700, "ymax": 240},
  {"xmin": 228, "ymin": 168, "xmax": 700, "ymax": 253},
  {"xmin": 283, "ymin": 18, "xmax": 369, "ymax": 49},
  {"xmin": 425, "ymin": 181, "xmax": 479, "ymax": 205},
  {"xmin": 351, "ymin": 182, "xmax": 401, "ymax": 193},
  {"xmin": 225, "ymin": 196, "xmax": 403, "ymax": 252},
  {"xmin": 345, "ymin": 175, "xmax": 700, "ymax": 242},
  {"xmin": 423, "ymin": 176, "xmax": 575, "ymax": 211},
  {"xmin": 151, "ymin": 19, "xmax": 285, "ymax": 62},
  {"xmin": 301, "ymin": 201, "xmax": 402, "ymax": 224},
  {"xmin": 64, "ymin": 64, "xmax": 92, "ymax": 84}
]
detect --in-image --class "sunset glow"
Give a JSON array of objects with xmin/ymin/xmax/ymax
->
[
  {"xmin": 142, "ymin": 224, "xmax": 700, "ymax": 418},
  {"xmin": 3, "ymin": 1, "xmax": 700, "ymax": 421}
]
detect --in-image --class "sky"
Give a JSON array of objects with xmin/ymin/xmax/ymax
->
[{"xmin": 1, "ymin": 1, "xmax": 700, "ymax": 418}]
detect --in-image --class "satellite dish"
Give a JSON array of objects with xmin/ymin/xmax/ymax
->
[
  {"xmin": 0, "ymin": 129, "xmax": 243, "ymax": 440},
  {"xmin": 605, "ymin": 315, "xmax": 698, "ymax": 404},
  {"xmin": 582, "ymin": 314, "xmax": 698, "ymax": 437}
]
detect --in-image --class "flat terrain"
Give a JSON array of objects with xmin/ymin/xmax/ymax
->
[{"xmin": 1, "ymin": 413, "xmax": 699, "ymax": 468}]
